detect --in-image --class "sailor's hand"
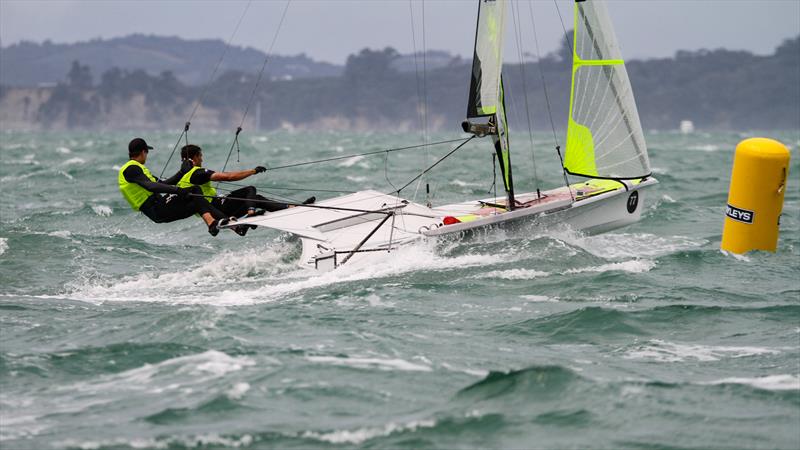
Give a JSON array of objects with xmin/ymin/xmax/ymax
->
[{"xmin": 254, "ymin": 166, "xmax": 267, "ymax": 174}]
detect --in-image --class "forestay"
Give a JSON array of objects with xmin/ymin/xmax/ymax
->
[{"xmin": 564, "ymin": 0, "xmax": 650, "ymax": 180}]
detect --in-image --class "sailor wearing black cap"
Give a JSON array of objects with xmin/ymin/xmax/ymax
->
[{"xmin": 117, "ymin": 137, "xmax": 230, "ymax": 236}]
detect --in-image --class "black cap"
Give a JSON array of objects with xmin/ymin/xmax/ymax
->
[{"xmin": 128, "ymin": 137, "xmax": 153, "ymax": 155}]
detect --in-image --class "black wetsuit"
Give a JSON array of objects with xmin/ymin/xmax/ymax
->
[
  {"xmin": 186, "ymin": 169, "xmax": 289, "ymax": 217},
  {"xmin": 122, "ymin": 165, "xmax": 224, "ymax": 223}
]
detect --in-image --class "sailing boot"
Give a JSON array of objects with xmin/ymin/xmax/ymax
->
[{"xmin": 208, "ymin": 217, "xmax": 231, "ymax": 237}]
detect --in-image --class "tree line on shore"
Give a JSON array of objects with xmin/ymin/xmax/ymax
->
[{"xmin": 1, "ymin": 35, "xmax": 797, "ymax": 131}]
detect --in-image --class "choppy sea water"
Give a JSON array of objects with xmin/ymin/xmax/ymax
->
[{"xmin": 0, "ymin": 129, "xmax": 798, "ymax": 449}]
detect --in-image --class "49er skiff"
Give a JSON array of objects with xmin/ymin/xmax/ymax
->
[{"xmin": 224, "ymin": 0, "xmax": 658, "ymax": 271}]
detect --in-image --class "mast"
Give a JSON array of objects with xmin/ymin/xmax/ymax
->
[
  {"xmin": 494, "ymin": 77, "xmax": 515, "ymax": 208},
  {"xmin": 463, "ymin": 0, "xmax": 515, "ymax": 209}
]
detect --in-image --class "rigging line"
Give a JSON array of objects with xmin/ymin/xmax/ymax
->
[
  {"xmin": 158, "ymin": 124, "xmax": 188, "ymax": 178},
  {"xmin": 539, "ymin": 1, "xmax": 572, "ymax": 199},
  {"xmin": 552, "ymin": 0, "xmax": 574, "ymax": 56},
  {"xmin": 213, "ymin": 185, "xmax": 298, "ymax": 203},
  {"xmin": 188, "ymin": 193, "xmax": 395, "ymax": 215},
  {"xmin": 223, "ymin": 189, "xmax": 450, "ymax": 228},
  {"xmin": 510, "ymin": 0, "xmax": 540, "ymax": 195},
  {"xmin": 216, "ymin": 180, "xmax": 355, "ymax": 194},
  {"xmin": 491, "ymin": 153, "xmax": 497, "ymax": 213},
  {"xmin": 419, "ymin": 0, "xmax": 431, "ymax": 204},
  {"xmin": 421, "ymin": 0, "xmax": 429, "ymax": 151},
  {"xmin": 391, "ymin": 136, "xmax": 475, "ymax": 195},
  {"xmin": 381, "ymin": 147, "xmax": 403, "ymax": 238},
  {"xmin": 408, "ymin": 1, "xmax": 425, "ymax": 143},
  {"xmin": 222, "ymin": 191, "xmax": 296, "ymax": 204},
  {"xmin": 407, "ymin": 0, "xmax": 424, "ymax": 207},
  {"xmin": 238, "ymin": 0, "xmax": 292, "ymax": 130},
  {"xmin": 189, "ymin": 0, "xmax": 253, "ymax": 125},
  {"xmin": 262, "ymin": 137, "xmax": 466, "ymax": 171},
  {"xmin": 220, "ymin": 126, "xmax": 242, "ymax": 177},
  {"xmin": 527, "ymin": 0, "xmax": 560, "ymax": 147},
  {"xmin": 220, "ymin": 0, "xmax": 291, "ymax": 175},
  {"xmin": 383, "ymin": 151, "xmax": 400, "ymax": 198},
  {"xmin": 159, "ymin": 0, "xmax": 253, "ymax": 178}
]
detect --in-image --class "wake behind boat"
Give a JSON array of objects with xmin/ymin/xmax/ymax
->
[{"xmin": 226, "ymin": 0, "xmax": 658, "ymax": 271}]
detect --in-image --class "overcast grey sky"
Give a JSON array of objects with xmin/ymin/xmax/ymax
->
[{"xmin": 1, "ymin": 0, "xmax": 798, "ymax": 64}]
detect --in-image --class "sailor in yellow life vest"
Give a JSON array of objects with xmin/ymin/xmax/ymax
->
[
  {"xmin": 177, "ymin": 144, "xmax": 315, "ymax": 236},
  {"xmin": 118, "ymin": 138, "xmax": 231, "ymax": 236}
]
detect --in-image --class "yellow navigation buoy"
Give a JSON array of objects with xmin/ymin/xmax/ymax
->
[{"xmin": 721, "ymin": 138, "xmax": 791, "ymax": 254}]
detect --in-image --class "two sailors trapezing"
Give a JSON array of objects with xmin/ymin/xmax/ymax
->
[{"xmin": 117, "ymin": 137, "xmax": 314, "ymax": 236}]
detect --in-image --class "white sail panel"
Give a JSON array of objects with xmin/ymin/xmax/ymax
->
[
  {"xmin": 466, "ymin": 0, "xmax": 507, "ymax": 118},
  {"xmin": 564, "ymin": 0, "xmax": 650, "ymax": 179}
]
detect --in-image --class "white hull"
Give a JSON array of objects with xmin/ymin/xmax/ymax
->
[{"xmin": 230, "ymin": 178, "xmax": 658, "ymax": 271}]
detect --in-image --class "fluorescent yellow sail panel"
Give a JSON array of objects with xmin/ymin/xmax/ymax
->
[{"xmin": 565, "ymin": 119, "xmax": 597, "ymax": 177}]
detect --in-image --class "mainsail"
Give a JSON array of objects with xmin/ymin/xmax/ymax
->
[
  {"xmin": 564, "ymin": 0, "xmax": 650, "ymax": 180},
  {"xmin": 466, "ymin": 0, "xmax": 515, "ymax": 206}
]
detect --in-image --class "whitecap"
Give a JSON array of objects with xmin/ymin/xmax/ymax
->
[
  {"xmin": 0, "ymin": 172, "xmax": 37, "ymax": 182},
  {"xmin": 365, "ymin": 293, "xmax": 394, "ymax": 307},
  {"xmin": 54, "ymin": 434, "xmax": 254, "ymax": 450},
  {"xmin": 687, "ymin": 144, "xmax": 719, "ymax": 152},
  {"xmin": 337, "ymin": 155, "xmax": 365, "ymax": 167},
  {"xmin": 225, "ymin": 382, "xmax": 251, "ymax": 400},
  {"xmin": 75, "ymin": 240, "xmax": 504, "ymax": 306},
  {"xmin": 55, "ymin": 146, "xmax": 72, "ymax": 154},
  {"xmin": 720, "ymin": 249, "xmax": 751, "ymax": 262},
  {"xmin": 65, "ymin": 350, "xmax": 256, "ymax": 394},
  {"xmin": 346, "ymin": 175, "xmax": 368, "ymax": 183},
  {"xmin": 556, "ymin": 230, "xmax": 706, "ymax": 259},
  {"xmin": 302, "ymin": 419, "xmax": 437, "ymax": 444},
  {"xmin": 306, "ymin": 356, "xmax": 432, "ymax": 372},
  {"xmin": 440, "ymin": 362, "xmax": 489, "ymax": 377},
  {"xmin": 62, "ymin": 157, "xmax": 86, "ymax": 165},
  {"xmin": 0, "ymin": 238, "xmax": 7, "ymax": 256},
  {"xmin": 565, "ymin": 259, "xmax": 656, "ymax": 274},
  {"xmin": 703, "ymin": 375, "xmax": 800, "ymax": 391},
  {"xmin": 91, "ymin": 205, "xmax": 112, "ymax": 217},
  {"xmin": 623, "ymin": 339, "xmax": 780, "ymax": 362},
  {"xmin": 520, "ymin": 295, "xmax": 558, "ymax": 302},
  {"xmin": 0, "ymin": 413, "xmax": 49, "ymax": 441},
  {"xmin": 450, "ymin": 179, "xmax": 482, "ymax": 187},
  {"xmin": 475, "ymin": 268, "xmax": 550, "ymax": 280},
  {"xmin": 72, "ymin": 242, "xmax": 298, "ymax": 304}
]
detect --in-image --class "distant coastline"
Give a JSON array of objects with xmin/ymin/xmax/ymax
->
[{"xmin": 1, "ymin": 34, "xmax": 797, "ymax": 132}]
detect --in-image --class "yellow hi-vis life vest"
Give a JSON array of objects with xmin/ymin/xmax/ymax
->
[
  {"xmin": 177, "ymin": 166, "xmax": 216, "ymax": 203},
  {"xmin": 118, "ymin": 160, "xmax": 156, "ymax": 211}
]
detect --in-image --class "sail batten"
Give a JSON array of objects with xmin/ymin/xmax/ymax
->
[{"xmin": 565, "ymin": 0, "xmax": 650, "ymax": 180}]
